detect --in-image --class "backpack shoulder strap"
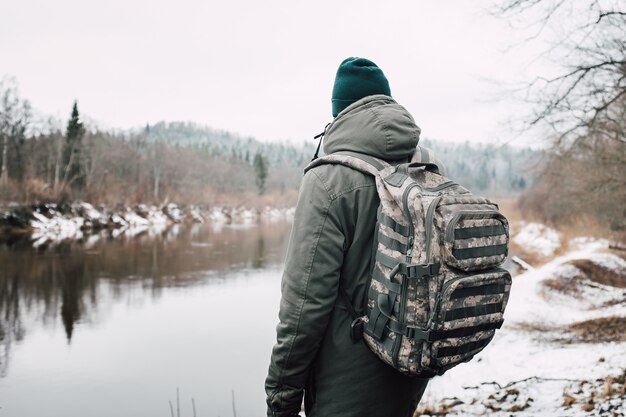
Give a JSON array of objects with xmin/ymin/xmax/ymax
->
[{"xmin": 304, "ymin": 151, "xmax": 390, "ymax": 176}]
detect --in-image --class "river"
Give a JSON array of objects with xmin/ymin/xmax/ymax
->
[{"xmin": 0, "ymin": 222, "xmax": 292, "ymax": 417}]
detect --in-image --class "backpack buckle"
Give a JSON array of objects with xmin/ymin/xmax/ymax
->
[
  {"xmin": 428, "ymin": 259, "xmax": 441, "ymax": 276},
  {"xmin": 350, "ymin": 317, "xmax": 364, "ymax": 343},
  {"xmin": 403, "ymin": 260, "xmax": 441, "ymax": 279},
  {"xmin": 405, "ymin": 326, "xmax": 433, "ymax": 342}
]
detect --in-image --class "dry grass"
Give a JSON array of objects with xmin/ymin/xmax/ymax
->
[
  {"xmin": 495, "ymin": 196, "xmax": 626, "ymax": 261},
  {"xmin": 556, "ymin": 214, "xmax": 624, "ymax": 252},
  {"xmin": 602, "ymin": 372, "xmax": 626, "ymax": 398},
  {"xmin": 491, "ymin": 197, "xmax": 547, "ymax": 266},
  {"xmin": 492, "ymin": 197, "xmax": 523, "ymax": 224},
  {"xmin": 568, "ymin": 259, "xmax": 626, "ymax": 288},
  {"xmin": 562, "ymin": 370, "xmax": 626, "ymax": 414},
  {"xmin": 567, "ymin": 316, "xmax": 626, "ymax": 343},
  {"xmin": 414, "ymin": 397, "xmax": 463, "ymax": 416},
  {"xmin": 509, "ymin": 321, "xmax": 557, "ymax": 333},
  {"xmin": 541, "ymin": 257, "xmax": 625, "ymax": 309},
  {"xmin": 541, "ymin": 276, "xmax": 583, "ymax": 296}
]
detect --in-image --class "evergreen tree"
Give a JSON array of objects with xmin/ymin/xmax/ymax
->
[
  {"xmin": 62, "ymin": 101, "xmax": 85, "ymax": 190},
  {"xmin": 253, "ymin": 152, "xmax": 268, "ymax": 195}
]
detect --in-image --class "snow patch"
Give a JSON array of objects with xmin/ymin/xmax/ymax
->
[{"xmin": 513, "ymin": 222, "xmax": 561, "ymax": 257}]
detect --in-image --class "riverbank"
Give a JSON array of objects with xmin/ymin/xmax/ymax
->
[
  {"xmin": 0, "ymin": 202, "xmax": 294, "ymax": 244},
  {"xmin": 415, "ymin": 222, "xmax": 626, "ymax": 417}
]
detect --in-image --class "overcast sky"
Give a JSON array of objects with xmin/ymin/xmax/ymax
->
[{"xmin": 1, "ymin": 1, "xmax": 544, "ymax": 144}]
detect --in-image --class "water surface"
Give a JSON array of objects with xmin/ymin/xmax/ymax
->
[{"xmin": 0, "ymin": 222, "xmax": 292, "ymax": 417}]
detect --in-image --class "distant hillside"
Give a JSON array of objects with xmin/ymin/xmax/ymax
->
[
  {"xmin": 420, "ymin": 139, "xmax": 540, "ymax": 196},
  {"xmin": 146, "ymin": 121, "xmax": 315, "ymax": 168},
  {"xmin": 144, "ymin": 123, "xmax": 540, "ymax": 198}
]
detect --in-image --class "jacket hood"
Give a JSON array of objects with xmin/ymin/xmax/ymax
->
[{"xmin": 323, "ymin": 95, "xmax": 420, "ymax": 161}]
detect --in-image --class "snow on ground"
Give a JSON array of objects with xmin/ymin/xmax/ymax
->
[
  {"xmin": 505, "ymin": 243, "xmax": 624, "ymax": 325},
  {"xmin": 31, "ymin": 209, "xmax": 85, "ymax": 245},
  {"xmin": 513, "ymin": 222, "xmax": 562, "ymax": 257},
  {"xmin": 208, "ymin": 207, "xmax": 230, "ymax": 224},
  {"xmin": 164, "ymin": 203, "xmax": 184, "ymax": 223},
  {"xmin": 418, "ymin": 237, "xmax": 626, "ymax": 417},
  {"xmin": 20, "ymin": 203, "xmax": 295, "ymax": 246},
  {"xmin": 79, "ymin": 202, "xmax": 102, "ymax": 221}
]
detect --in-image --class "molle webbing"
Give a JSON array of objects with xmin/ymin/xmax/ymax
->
[
  {"xmin": 436, "ymin": 337, "xmax": 493, "ymax": 358},
  {"xmin": 450, "ymin": 283, "xmax": 507, "ymax": 299},
  {"xmin": 375, "ymin": 250, "xmax": 400, "ymax": 270},
  {"xmin": 402, "ymin": 319, "xmax": 504, "ymax": 343},
  {"xmin": 378, "ymin": 233, "xmax": 408, "ymax": 253},
  {"xmin": 444, "ymin": 302, "xmax": 503, "ymax": 322},
  {"xmin": 452, "ymin": 244, "xmax": 508, "ymax": 260},
  {"xmin": 454, "ymin": 224, "xmax": 506, "ymax": 239},
  {"xmin": 377, "ymin": 211, "xmax": 410, "ymax": 236},
  {"xmin": 375, "ymin": 251, "xmax": 440, "ymax": 279}
]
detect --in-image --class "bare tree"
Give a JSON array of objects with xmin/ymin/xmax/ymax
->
[
  {"xmin": 145, "ymin": 124, "xmax": 165, "ymax": 201},
  {"xmin": 495, "ymin": 0, "xmax": 626, "ymax": 229},
  {"xmin": 494, "ymin": 0, "xmax": 626, "ymax": 146},
  {"xmin": 0, "ymin": 77, "xmax": 32, "ymax": 187}
]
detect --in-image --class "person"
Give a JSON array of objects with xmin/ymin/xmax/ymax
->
[{"xmin": 265, "ymin": 57, "xmax": 429, "ymax": 417}]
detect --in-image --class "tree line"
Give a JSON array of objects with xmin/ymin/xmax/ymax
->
[
  {"xmin": 420, "ymin": 139, "xmax": 537, "ymax": 196},
  {"xmin": 1, "ymin": 75, "xmax": 542, "ymax": 210},
  {"xmin": 0, "ymin": 79, "xmax": 305, "ymax": 207}
]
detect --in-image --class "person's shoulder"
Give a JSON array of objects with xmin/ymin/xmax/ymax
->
[{"xmin": 305, "ymin": 163, "xmax": 375, "ymax": 201}]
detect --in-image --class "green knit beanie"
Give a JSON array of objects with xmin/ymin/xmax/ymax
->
[{"xmin": 331, "ymin": 57, "xmax": 391, "ymax": 117}]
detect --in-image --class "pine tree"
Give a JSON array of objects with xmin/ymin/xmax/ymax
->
[
  {"xmin": 62, "ymin": 101, "xmax": 86, "ymax": 190},
  {"xmin": 253, "ymin": 152, "xmax": 268, "ymax": 195}
]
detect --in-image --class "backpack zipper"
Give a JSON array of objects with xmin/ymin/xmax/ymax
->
[
  {"xmin": 393, "ymin": 183, "xmax": 419, "ymax": 367},
  {"xmin": 401, "ymin": 183, "xmax": 419, "ymax": 261},
  {"xmin": 424, "ymin": 195, "xmax": 443, "ymax": 263}
]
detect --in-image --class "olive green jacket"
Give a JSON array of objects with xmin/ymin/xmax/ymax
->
[{"xmin": 265, "ymin": 95, "xmax": 429, "ymax": 417}]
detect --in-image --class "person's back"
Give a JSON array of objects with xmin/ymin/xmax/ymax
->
[{"xmin": 265, "ymin": 58, "xmax": 429, "ymax": 417}]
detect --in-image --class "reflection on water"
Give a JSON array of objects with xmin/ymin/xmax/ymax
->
[{"xmin": 0, "ymin": 221, "xmax": 291, "ymax": 416}]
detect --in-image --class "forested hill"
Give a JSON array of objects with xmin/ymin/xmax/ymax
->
[
  {"xmin": 146, "ymin": 121, "xmax": 315, "ymax": 168},
  {"xmin": 143, "ymin": 122, "xmax": 539, "ymax": 197},
  {"xmin": 420, "ymin": 139, "xmax": 540, "ymax": 196}
]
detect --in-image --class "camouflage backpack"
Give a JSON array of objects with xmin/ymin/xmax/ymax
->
[{"xmin": 306, "ymin": 149, "xmax": 512, "ymax": 377}]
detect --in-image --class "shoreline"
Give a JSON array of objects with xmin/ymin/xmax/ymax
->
[{"xmin": 0, "ymin": 202, "xmax": 295, "ymax": 242}]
